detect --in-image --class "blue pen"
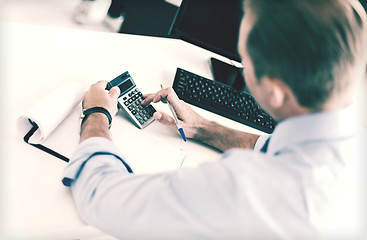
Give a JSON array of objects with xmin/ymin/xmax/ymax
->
[{"xmin": 161, "ymin": 84, "xmax": 187, "ymax": 142}]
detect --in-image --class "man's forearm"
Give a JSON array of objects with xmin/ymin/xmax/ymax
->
[
  {"xmin": 80, "ymin": 113, "xmax": 111, "ymax": 143},
  {"xmin": 194, "ymin": 121, "xmax": 260, "ymax": 152}
]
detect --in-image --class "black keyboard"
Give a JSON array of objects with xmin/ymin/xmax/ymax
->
[{"xmin": 172, "ymin": 68, "xmax": 276, "ymax": 133}]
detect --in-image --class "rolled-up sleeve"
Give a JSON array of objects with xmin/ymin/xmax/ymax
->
[
  {"xmin": 254, "ymin": 134, "xmax": 271, "ymax": 152},
  {"xmin": 62, "ymin": 137, "xmax": 133, "ymax": 187}
]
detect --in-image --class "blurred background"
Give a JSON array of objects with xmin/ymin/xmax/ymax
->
[
  {"xmin": 0, "ymin": 0, "xmax": 182, "ymax": 35},
  {"xmin": 0, "ymin": 0, "xmax": 366, "ymax": 126}
]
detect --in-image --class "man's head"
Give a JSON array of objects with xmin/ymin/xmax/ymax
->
[{"xmin": 238, "ymin": 0, "xmax": 367, "ymax": 120}]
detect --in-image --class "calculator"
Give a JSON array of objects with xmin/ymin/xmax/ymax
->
[{"xmin": 106, "ymin": 71, "xmax": 156, "ymax": 129}]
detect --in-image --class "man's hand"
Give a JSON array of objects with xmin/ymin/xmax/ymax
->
[
  {"xmin": 141, "ymin": 87, "xmax": 210, "ymax": 139},
  {"xmin": 142, "ymin": 87, "xmax": 260, "ymax": 151},
  {"xmin": 82, "ymin": 80, "xmax": 120, "ymax": 117},
  {"xmin": 79, "ymin": 81, "xmax": 120, "ymax": 142}
]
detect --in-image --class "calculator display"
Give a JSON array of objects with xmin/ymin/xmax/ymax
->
[{"xmin": 119, "ymin": 78, "xmax": 134, "ymax": 93}]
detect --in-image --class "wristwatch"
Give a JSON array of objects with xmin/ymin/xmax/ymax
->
[{"xmin": 81, "ymin": 107, "xmax": 112, "ymax": 128}]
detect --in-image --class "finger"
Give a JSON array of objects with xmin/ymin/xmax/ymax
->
[
  {"xmin": 152, "ymin": 90, "xmax": 169, "ymax": 103},
  {"xmin": 94, "ymin": 80, "xmax": 108, "ymax": 89},
  {"xmin": 141, "ymin": 93, "xmax": 155, "ymax": 105},
  {"xmin": 142, "ymin": 90, "xmax": 168, "ymax": 105},
  {"xmin": 109, "ymin": 86, "xmax": 120, "ymax": 98},
  {"xmin": 164, "ymin": 87, "xmax": 182, "ymax": 109},
  {"xmin": 153, "ymin": 112, "xmax": 176, "ymax": 128}
]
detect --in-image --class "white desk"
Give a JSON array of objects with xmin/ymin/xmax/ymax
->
[{"xmin": 0, "ymin": 22, "xmax": 264, "ymax": 239}]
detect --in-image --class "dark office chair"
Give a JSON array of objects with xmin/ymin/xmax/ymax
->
[{"xmin": 119, "ymin": 0, "xmax": 178, "ymax": 38}]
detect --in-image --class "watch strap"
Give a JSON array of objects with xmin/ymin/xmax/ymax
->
[{"xmin": 81, "ymin": 107, "xmax": 112, "ymax": 127}]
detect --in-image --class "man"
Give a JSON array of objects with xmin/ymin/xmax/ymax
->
[{"xmin": 63, "ymin": 0, "xmax": 367, "ymax": 239}]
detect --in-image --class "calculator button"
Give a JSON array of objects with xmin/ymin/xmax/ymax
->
[
  {"xmin": 139, "ymin": 119, "xmax": 145, "ymax": 124},
  {"xmin": 132, "ymin": 110, "xmax": 137, "ymax": 115},
  {"xmin": 123, "ymin": 97, "xmax": 127, "ymax": 101},
  {"xmin": 124, "ymin": 101, "xmax": 129, "ymax": 106},
  {"xmin": 128, "ymin": 106, "xmax": 133, "ymax": 111},
  {"xmin": 135, "ymin": 114, "xmax": 141, "ymax": 120}
]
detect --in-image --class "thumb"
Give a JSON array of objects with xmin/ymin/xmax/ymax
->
[
  {"xmin": 153, "ymin": 112, "xmax": 176, "ymax": 129},
  {"xmin": 109, "ymin": 86, "xmax": 121, "ymax": 98}
]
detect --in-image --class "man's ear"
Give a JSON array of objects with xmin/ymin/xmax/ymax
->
[{"xmin": 261, "ymin": 77, "xmax": 287, "ymax": 109}]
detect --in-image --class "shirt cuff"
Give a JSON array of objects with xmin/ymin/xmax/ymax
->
[
  {"xmin": 62, "ymin": 137, "xmax": 133, "ymax": 187},
  {"xmin": 254, "ymin": 134, "xmax": 271, "ymax": 152}
]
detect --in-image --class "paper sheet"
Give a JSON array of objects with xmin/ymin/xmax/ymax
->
[
  {"xmin": 111, "ymin": 119, "xmax": 186, "ymax": 174},
  {"xmin": 17, "ymin": 82, "xmax": 85, "ymax": 144}
]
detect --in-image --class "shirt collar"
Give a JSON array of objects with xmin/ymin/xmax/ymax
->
[{"xmin": 267, "ymin": 104, "xmax": 364, "ymax": 155}]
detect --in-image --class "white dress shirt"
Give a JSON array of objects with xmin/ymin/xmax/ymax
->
[{"xmin": 63, "ymin": 105, "xmax": 366, "ymax": 239}]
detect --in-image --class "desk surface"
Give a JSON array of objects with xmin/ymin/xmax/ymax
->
[{"xmin": 0, "ymin": 22, "xmax": 263, "ymax": 239}]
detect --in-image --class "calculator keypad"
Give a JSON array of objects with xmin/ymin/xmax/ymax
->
[{"xmin": 122, "ymin": 88, "xmax": 156, "ymax": 126}]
